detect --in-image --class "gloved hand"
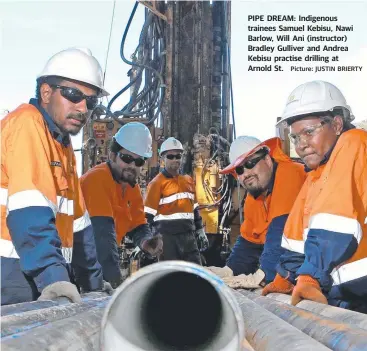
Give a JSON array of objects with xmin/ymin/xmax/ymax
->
[
  {"xmin": 109, "ymin": 275, "xmax": 124, "ymax": 289},
  {"xmin": 222, "ymin": 269, "xmax": 265, "ymax": 289},
  {"xmin": 102, "ymin": 281, "xmax": 114, "ymax": 296},
  {"xmin": 141, "ymin": 234, "xmax": 163, "ymax": 257},
  {"xmin": 206, "ymin": 266, "xmax": 233, "ymax": 278},
  {"xmin": 291, "ymin": 275, "xmax": 328, "ymax": 305},
  {"xmin": 38, "ymin": 281, "xmax": 82, "ymax": 303},
  {"xmin": 262, "ymin": 273, "xmax": 294, "ymax": 296},
  {"xmin": 195, "ymin": 228, "xmax": 209, "ymax": 251}
]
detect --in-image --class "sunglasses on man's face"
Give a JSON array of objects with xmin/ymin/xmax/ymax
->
[
  {"xmin": 118, "ymin": 153, "xmax": 145, "ymax": 167},
  {"xmin": 51, "ymin": 85, "xmax": 99, "ymax": 110},
  {"xmin": 166, "ymin": 154, "xmax": 182, "ymax": 160},
  {"xmin": 235, "ymin": 154, "xmax": 267, "ymax": 175}
]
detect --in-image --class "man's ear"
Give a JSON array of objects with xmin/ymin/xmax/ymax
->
[
  {"xmin": 264, "ymin": 154, "xmax": 273, "ymax": 168},
  {"xmin": 40, "ymin": 83, "xmax": 53, "ymax": 104},
  {"xmin": 332, "ymin": 115, "xmax": 344, "ymax": 135}
]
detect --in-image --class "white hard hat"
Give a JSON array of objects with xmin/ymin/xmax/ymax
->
[
  {"xmin": 38, "ymin": 47, "xmax": 109, "ymax": 97},
  {"xmin": 278, "ymin": 80, "xmax": 353, "ymax": 125},
  {"xmin": 160, "ymin": 137, "xmax": 183, "ymax": 156},
  {"xmin": 229, "ymin": 136, "xmax": 261, "ymax": 163},
  {"xmin": 114, "ymin": 122, "xmax": 152, "ymax": 158}
]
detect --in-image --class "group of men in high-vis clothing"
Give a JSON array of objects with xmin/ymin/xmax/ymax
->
[
  {"xmin": 1, "ymin": 47, "xmax": 208, "ymax": 305},
  {"xmin": 209, "ymin": 80, "xmax": 366, "ymax": 313},
  {"xmin": 2, "ymin": 45, "xmax": 365, "ymax": 314}
]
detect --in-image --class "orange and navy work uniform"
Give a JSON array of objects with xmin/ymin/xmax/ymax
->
[
  {"xmin": 144, "ymin": 169, "xmax": 203, "ymax": 263},
  {"xmin": 227, "ymin": 149, "xmax": 306, "ymax": 282},
  {"xmin": 0, "ymin": 99, "xmax": 103, "ymax": 305},
  {"xmin": 278, "ymin": 129, "xmax": 367, "ymax": 310},
  {"xmin": 81, "ymin": 162, "xmax": 152, "ymax": 284}
]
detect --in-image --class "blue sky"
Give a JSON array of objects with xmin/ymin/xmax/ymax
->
[{"xmin": 1, "ymin": 0, "xmax": 366, "ymax": 173}]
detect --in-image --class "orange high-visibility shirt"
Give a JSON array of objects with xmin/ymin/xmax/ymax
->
[
  {"xmin": 80, "ymin": 162, "xmax": 147, "ymax": 244},
  {"xmin": 144, "ymin": 170, "xmax": 200, "ymax": 235},
  {"xmin": 241, "ymin": 158, "xmax": 306, "ymax": 245},
  {"xmin": 281, "ymin": 129, "xmax": 367, "ymax": 300},
  {"xmin": 1, "ymin": 101, "xmax": 101, "ymax": 291}
]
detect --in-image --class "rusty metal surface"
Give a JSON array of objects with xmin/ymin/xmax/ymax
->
[{"xmin": 169, "ymin": 2, "xmax": 213, "ymax": 142}]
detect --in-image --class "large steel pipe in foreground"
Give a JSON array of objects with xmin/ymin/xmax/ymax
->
[
  {"xmin": 239, "ymin": 290, "xmax": 367, "ymax": 351},
  {"xmin": 232, "ymin": 291, "xmax": 331, "ymax": 351},
  {"xmin": 100, "ymin": 261, "xmax": 245, "ymax": 351},
  {"xmin": 267, "ymin": 293, "xmax": 367, "ymax": 331}
]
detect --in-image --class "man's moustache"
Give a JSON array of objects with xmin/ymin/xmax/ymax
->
[{"xmin": 67, "ymin": 113, "xmax": 87, "ymax": 122}]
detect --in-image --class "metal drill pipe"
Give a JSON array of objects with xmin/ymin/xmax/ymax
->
[
  {"xmin": 1, "ymin": 291, "xmax": 109, "ymax": 317},
  {"xmin": 101, "ymin": 261, "xmax": 245, "ymax": 351},
  {"xmin": 267, "ymin": 293, "xmax": 367, "ymax": 331},
  {"xmin": 1, "ymin": 297, "xmax": 110, "ymax": 338},
  {"xmin": 239, "ymin": 290, "xmax": 367, "ymax": 351},
  {"xmin": 1, "ymin": 305, "xmax": 105, "ymax": 351},
  {"xmin": 232, "ymin": 291, "xmax": 331, "ymax": 351},
  {"xmin": 2, "ymin": 263, "xmax": 246, "ymax": 351}
]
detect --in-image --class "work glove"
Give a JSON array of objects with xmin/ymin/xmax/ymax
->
[
  {"xmin": 195, "ymin": 228, "xmax": 209, "ymax": 251},
  {"xmin": 109, "ymin": 274, "xmax": 124, "ymax": 289},
  {"xmin": 206, "ymin": 266, "xmax": 233, "ymax": 278},
  {"xmin": 38, "ymin": 281, "xmax": 82, "ymax": 303},
  {"xmin": 141, "ymin": 234, "xmax": 163, "ymax": 257},
  {"xmin": 101, "ymin": 281, "xmax": 114, "ymax": 295},
  {"xmin": 222, "ymin": 269, "xmax": 265, "ymax": 289},
  {"xmin": 291, "ymin": 275, "xmax": 328, "ymax": 306},
  {"xmin": 262, "ymin": 273, "xmax": 294, "ymax": 296}
]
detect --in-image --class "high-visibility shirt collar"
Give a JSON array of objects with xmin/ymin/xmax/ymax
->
[{"xmin": 29, "ymin": 98, "xmax": 71, "ymax": 147}]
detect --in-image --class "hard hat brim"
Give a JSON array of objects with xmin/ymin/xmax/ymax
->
[{"xmin": 220, "ymin": 137, "xmax": 286, "ymax": 175}]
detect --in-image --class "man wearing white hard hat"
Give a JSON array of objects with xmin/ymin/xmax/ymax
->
[
  {"xmin": 207, "ymin": 136, "xmax": 306, "ymax": 288},
  {"xmin": 81, "ymin": 122, "xmax": 163, "ymax": 288},
  {"xmin": 262, "ymin": 81, "xmax": 367, "ymax": 313},
  {"xmin": 1, "ymin": 48, "xmax": 110, "ymax": 305},
  {"xmin": 144, "ymin": 137, "xmax": 209, "ymax": 264}
]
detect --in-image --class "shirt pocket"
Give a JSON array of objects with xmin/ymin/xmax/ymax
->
[{"xmin": 51, "ymin": 165, "xmax": 71, "ymax": 215}]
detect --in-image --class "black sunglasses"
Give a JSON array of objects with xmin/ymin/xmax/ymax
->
[
  {"xmin": 166, "ymin": 154, "xmax": 182, "ymax": 160},
  {"xmin": 235, "ymin": 153, "xmax": 267, "ymax": 175},
  {"xmin": 51, "ymin": 85, "xmax": 98, "ymax": 110},
  {"xmin": 118, "ymin": 153, "xmax": 145, "ymax": 167}
]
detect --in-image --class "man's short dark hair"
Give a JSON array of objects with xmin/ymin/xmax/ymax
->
[
  {"xmin": 110, "ymin": 138, "xmax": 123, "ymax": 154},
  {"xmin": 35, "ymin": 76, "xmax": 63, "ymax": 101}
]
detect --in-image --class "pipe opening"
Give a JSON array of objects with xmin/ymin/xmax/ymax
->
[
  {"xmin": 141, "ymin": 271, "xmax": 222, "ymax": 349},
  {"xmin": 102, "ymin": 264, "xmax": 241, "ymax": 351}
]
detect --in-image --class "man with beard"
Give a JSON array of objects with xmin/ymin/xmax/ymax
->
[
  {"xmin": 144, "ymin": 137, "xmax": 209, "ymax": 264},
  {"xmin": 81, "ymin": 122, "xmax": 163, "ymax": 288},
  {"xmin": 1, "ymin": 48, "xmax": 109, "ymax": 305},
  {"xmin": 207, "ymin": 136, "xmax": 306, "ymax": 285}
]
